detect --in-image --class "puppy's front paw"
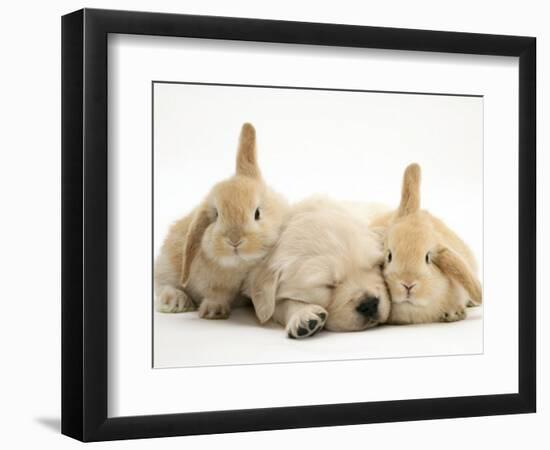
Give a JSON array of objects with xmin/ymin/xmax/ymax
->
[
  {"xmin": 199, "ymin": 299, "xmax": 231, "ymax": 319},
  {"xmin": 287, "ymin": 305, "xmax": 328, "ymax": 339},
  {"xmin": 156, "ymin": 286, "xmax": 196, "ymax": 313},
  {"xmin": 440, "ymin": 308, "xmax": 466, "ymax": 322}
]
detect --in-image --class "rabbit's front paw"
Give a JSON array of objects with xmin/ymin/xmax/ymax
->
[
  {"xmin": 287, "ymin": 305, "xmax": 328, "ymax": 339},
  {"xmin": 440, "ymin": 308, "xmax": 466, "ymax": 322},
  {"xmin": 199, "ymin": 299, "xmax": 231, "ymax": 319},
  {"xmin": 156, "ymin": 286, "xmax": 196, "ymax": 313}
]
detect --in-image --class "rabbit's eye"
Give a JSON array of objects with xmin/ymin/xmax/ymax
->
[
  {"xmin": 387, "ymin": 251, "xmax": 392, "ymax": 263},
  {"xmin": 254, "ymin": 208, "xmax": 261, "ymax": 221},
  {"xmin": 425, "ymin": 252, "xmax": 431, "ymax": 264},
  {"xmin": 213, "ymin": 209, "xmax": 218, "ymax": 219}
]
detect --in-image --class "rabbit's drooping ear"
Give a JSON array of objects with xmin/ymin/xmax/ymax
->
[
  {"xmin": 397, "ymin": 163, "xmax": 421, "ymax": 218},
  {"xmin": 236, "ymin": 123, "xmax": 261, "ymax": 179},
  {"xmin": 433, "ymin": 246, "xmax": 482, "ymax": 306},
  {"xmin": 250, "ymin": 263, "xmax": 280, "ymax": 324},
  {"xmin": 180, "ymin": 207, "xmax": 212, "ymax": 288}
]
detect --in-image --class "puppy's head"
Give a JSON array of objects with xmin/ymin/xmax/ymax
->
[{"xmin": 324, "ymin": 266, "xmax": 390, "ymax": 332}]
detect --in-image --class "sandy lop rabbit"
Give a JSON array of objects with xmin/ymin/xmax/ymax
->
[
  {"xmin": 371, "ymin": 163, "xmax": 482, "ymax": 324},
  {"xmin": 154, "ymin": 123, "xmax": 288, "ymax": 319},
  {"xmin": 245, "ymin": 197, "xmax": 391, "ymax": 339}
]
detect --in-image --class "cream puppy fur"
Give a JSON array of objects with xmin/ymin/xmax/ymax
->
[{"xmin": 245, "ymin": 197, "xmax": 391, "ymax": 339}]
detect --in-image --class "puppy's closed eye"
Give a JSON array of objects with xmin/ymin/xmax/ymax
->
[{"xmin": 325, "ymin": 280, "xmax": 342, "ymax": 290}]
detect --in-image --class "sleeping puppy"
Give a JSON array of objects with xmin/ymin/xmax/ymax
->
[{"xmin": 244, "ymin": 197, "xmax": 391, "ymax": 339}]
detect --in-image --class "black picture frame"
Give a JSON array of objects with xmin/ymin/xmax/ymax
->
[{"xmin": 61, "ymin": 8, "xmax": 536, "ymax": 442}]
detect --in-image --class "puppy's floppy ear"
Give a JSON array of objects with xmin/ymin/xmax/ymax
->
[
  {"xmin": 433, "ymin": 246, "xmax": 482, "ymax": 306},
  {"xmin": 250, "ymin": 263, "xmax": 280, "ymax": 324},
  {"xmin": 180, "ymin": 206, "xmax": 212, "ymax": 288},
  {"xmin": 397, "ymin": 163, "xmax": 421, "ymax": 218},
  {"xmin": 236, "ymin": 123, "xmax": 261, "ymax": 179}
]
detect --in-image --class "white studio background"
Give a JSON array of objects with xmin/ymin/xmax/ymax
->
[
  {"xmin": 0, "ymin": 1, "xmax": 547, "ymax": 450},
  {"xmin": 110, "ymin": 34, "xmax": 513, "ymax": 417},
  {"xmin": 152, "ymin": 83, "xmax": 484, "ymax": 368}
]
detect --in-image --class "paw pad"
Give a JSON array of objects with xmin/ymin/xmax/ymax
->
[
  {"xmin": 287, "ymin": 308, "xmax": 328, "ymax": 339},
  {"xmin": 441, "ymin": 309, "xmax": 466, "ymax": 322}
]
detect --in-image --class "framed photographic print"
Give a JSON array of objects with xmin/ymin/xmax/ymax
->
[{"xmin": 61, "ymin": 8, "xmax": 536, "ymax": 442}]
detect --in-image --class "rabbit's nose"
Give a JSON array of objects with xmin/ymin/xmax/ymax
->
[
  {"xmin": 356, "ymin": 296, "xmax": 379, "ymax": 319},
  {"xmin": 402, "ymin": 283, "xmax": 416, "ymax": 293},
  {"xmin": 227, "ymin": 228, "xmax": 242, "ymax": 243},
  {"xmin": 227, "ymin": 238, "xmax": 243, "ymax": 248}
]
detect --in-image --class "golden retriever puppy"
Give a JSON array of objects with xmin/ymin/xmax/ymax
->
[{"xmin": 244, "ymin": 197, "xmax": 391, "ymax": 339}]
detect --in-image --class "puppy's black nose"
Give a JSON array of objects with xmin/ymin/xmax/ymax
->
[{"xmin": 356, "ymin": 296, "xmax": 379, "ymax": 318}]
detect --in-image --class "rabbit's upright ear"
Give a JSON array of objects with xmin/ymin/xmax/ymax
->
[
  {"xmin": 397, "ymin": 163, "xmax": 421, "ymax": 218},
  {"xmin": 236, "ymin": 123, "xmax": 261, "ymax": 179},
  {"xmin": 433, "ymin": 246, "xmax": 482, "ymax": 306},
  {"xmin": 180, "ymin": 207, "xmax": 212, "ymax": 288},
  {"xmin": 249, "ymin": 263, "xmax": 280, "ymax": 324}
]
